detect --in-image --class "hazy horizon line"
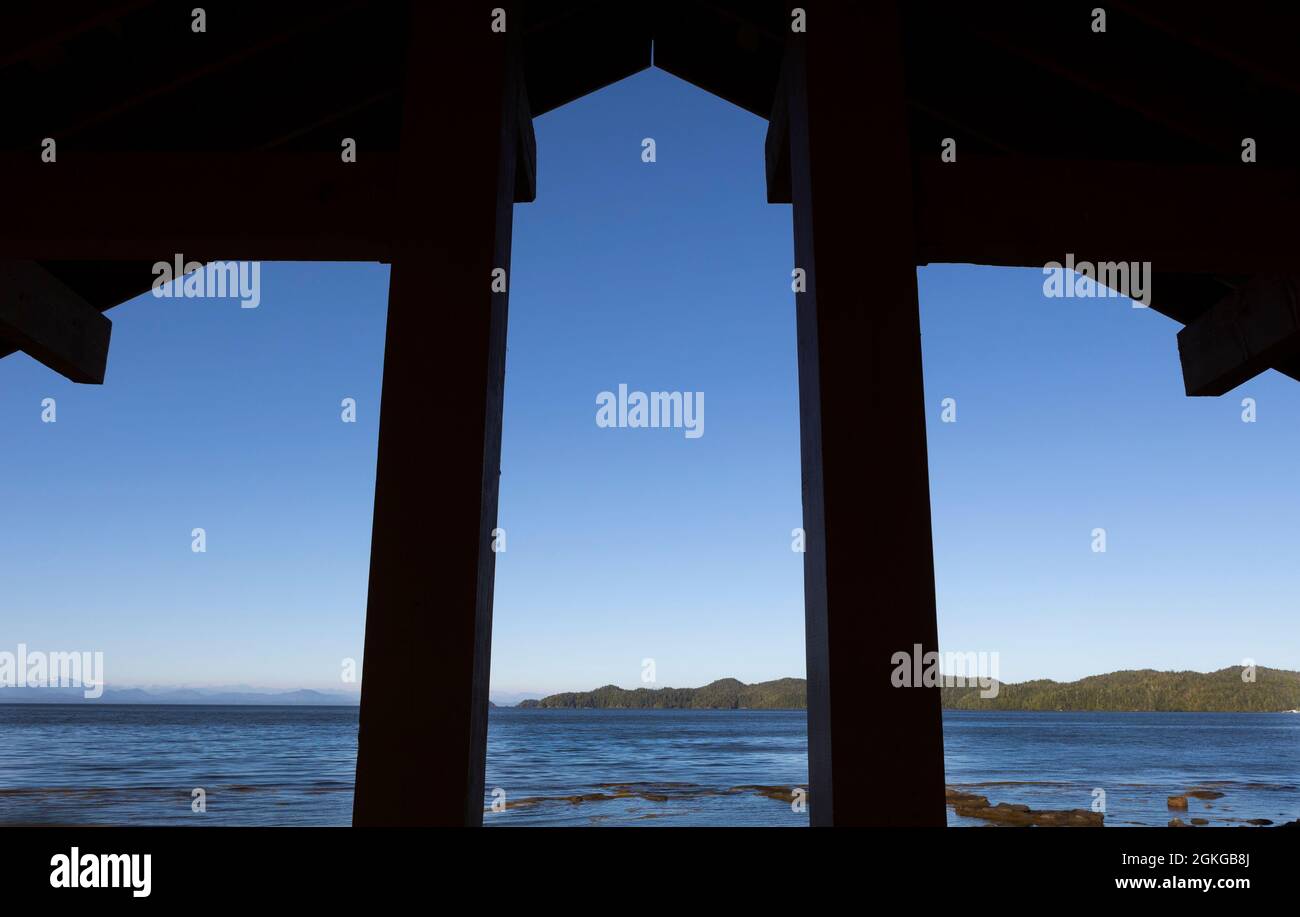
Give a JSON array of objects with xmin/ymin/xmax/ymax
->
[{"xmin": 4, "ymin": 662, "xmax": 1292, "ymax": 704}]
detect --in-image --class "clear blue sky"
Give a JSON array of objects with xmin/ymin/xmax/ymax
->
[{"xmin": 3, "ymin": 69, "xmax": 1298, "ymax": 699}]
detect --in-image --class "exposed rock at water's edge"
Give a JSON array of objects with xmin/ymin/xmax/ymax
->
[{"xmin": 945, "ymin": 787, "xmax": 1103, "ymax": 827}]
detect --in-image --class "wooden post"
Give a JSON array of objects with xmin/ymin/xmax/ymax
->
[
  {"xmin": 783, "ymin": 1, "xmax": 947, "ymax": 826},
  {"xmin": 352, "ymin": 3, "xmax": 525, "ymax": 826}
]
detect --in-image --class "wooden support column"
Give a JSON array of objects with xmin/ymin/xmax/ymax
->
[
  {"xmin": 0, "ymin": 260, "xmax": 112, "ymax": 383},
  {"xmin": 781, "ymin": 1, "xmax": 946, "ymax": 826},
  {"xmin": 352, "ymin": 3, "xmax": 527, "ymax": 826}
]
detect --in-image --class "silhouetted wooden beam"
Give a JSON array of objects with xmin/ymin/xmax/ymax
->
[
  {"xmin": 514, "ymin": 80, "xmax": 537, "ymax": 204},
  {"xmin": 1114, "ymin": 0, "xmax": 1300, "ymax": 97},
  {"xmin": 521, "ymin": 5, "xmax": 651, "ymax": 116},
  {"xmin": 0, "ymin": 260, "xmax": 111, "ymax": 383},
  {"xmin": 769, "ymin": 148, "xmax": 1300, "ymax": 274},
  {"xmin": 351, "ymin": 1, "xmax": 520, "ymax": 827},
  {"xmin": 914, "ymin": 157, "xmax": 1300, "ymax": 274},
  {"xmin": 5, "ymin": 108, "xmax": 534, "ymax": 263},
  {"xmin": 3, "ymin": 153, "xmax": 401, "ymax": 261},
  {"xmin": 765, "ymin": 69, "xmax": 790, "ymax": 203},
  {"xmin": 1177, "ymin": 275, "xmax": 1300, "ymax": 395},
  {"xmin": 967, "ymin": 26, "xmax": 1224, "ymax": 153},
  {"xmin": 784, "ymin": 1, "xmax": 946, "ymax": 826},
  {"xmin": 50, "ymin": 2, "xmax": 369, "ymax": 142},
  {"xmin": 256, "ymin": 87, "xmax": 400, "ymax": 151},
  {"xmin": 905, "ymin": 95, "xmax": 1021, "ymax": 157},
  {"xmin": 653, "ymin": 2, "xmax": 785, "ymax": 118},
  {"xmin": 0, "ymin": 1, "xmax": 149, "ymax": 70}
]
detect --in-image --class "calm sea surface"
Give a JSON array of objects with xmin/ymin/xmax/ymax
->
[{"xmin": 0, "ymin": 705, "xmax": 1296, "ymax": 826}]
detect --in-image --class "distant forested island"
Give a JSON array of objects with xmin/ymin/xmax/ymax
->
[
  {"xmin": 518, "ymin": 677, "xmax": 806, "ymax": 709},
  {"xmin": 516, "ymin": 667, "xmax": 1300, "ymax": 712},
  {"xmin": 942, "ymin": 666, "xmax": 1300, "ymax": 712}
]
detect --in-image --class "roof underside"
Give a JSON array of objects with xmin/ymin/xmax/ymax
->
[{"xmin": 3, "ymin": 0, "xmax": 1299, "ymax": 378}]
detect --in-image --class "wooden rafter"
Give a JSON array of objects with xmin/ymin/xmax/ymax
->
[
  {"xmin": 1178, "ymin": 275, "xmax": 1300, "ymax": 395},
  {"xmin": 0, "ymin": 260, "xmax": 112, "ymax": 383}
]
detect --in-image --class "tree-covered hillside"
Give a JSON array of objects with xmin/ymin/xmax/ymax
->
[
  {"xmin": 941, "ymin": 666, "xmax": 1300, "ymax": 712},
  {"xmin": 517, "ymin": 677, "xmax": 807, "ymax": 709},
  {"xmin": 514, "ymin": 667, "xmax": 1300, "ymax": 711}
]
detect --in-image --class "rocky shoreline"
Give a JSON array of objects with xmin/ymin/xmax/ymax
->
[
  {"xmin": 945, "ymin": 787, "xmax": 1103, "ymax": 826},
  {"xmin": 485, "ymin": 780, "xmax": 1298, "ymax": 826},
  {"xmin": 948, "ymin": 783, "xmax": 1300, "ymax": 827}
]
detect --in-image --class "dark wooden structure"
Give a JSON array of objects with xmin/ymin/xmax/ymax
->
[{"xmin": 3, "ymin": 1, "xmax": 1299, "ymax": 826}]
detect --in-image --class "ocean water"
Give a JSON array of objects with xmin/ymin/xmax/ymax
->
[
  {"xmin": 0, "ymin": 705, "xmax": 358, "ymax": 827},
  {"xmin": 942, "ymin": 710, "xmax": 1300, "ymax": 827},
  {"xmin": 485, "ymin": 708, "xmax": 808, "ymax": 826},
  {"xmin": 0, "ymin": 705, "xmax": 1296, "ymax": 826}
]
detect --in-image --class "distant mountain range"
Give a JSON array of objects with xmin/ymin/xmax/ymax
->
[
  {"xmin": 0, "ymin": 686, "xmax": 359, "ymax": 705},
  {"xmin": 5, "ymin": 667, "xmax": 1297, "ymax": 711},
  {"xmin": 515, "ymin": 667, "xmax": 1300, "ymax": 712}
]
